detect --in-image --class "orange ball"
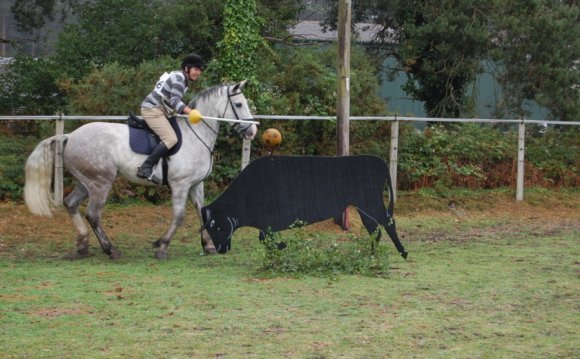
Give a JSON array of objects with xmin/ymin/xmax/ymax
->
[{"xmin": 262, "ymin": 128, "xmax": 282, "ymax": 147}]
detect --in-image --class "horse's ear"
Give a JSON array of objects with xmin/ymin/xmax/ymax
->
[{"xmin": 233, "ymin": 79, "xmax": 248, "ymax": 92}]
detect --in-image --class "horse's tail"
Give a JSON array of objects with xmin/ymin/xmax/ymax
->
[{"xmin": 24, "ymin": 135, "xmax": 67, "ymax": 217}]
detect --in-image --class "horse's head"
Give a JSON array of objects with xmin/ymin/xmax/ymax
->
[
  {"xmin": 224, "ymin": 80, "xmax": 258, "ymax": 140},
  {"xmin": 189, "ymin": 80, "xmax": 258, "ymax": 140},
  {"xmin": 201, "ymin": 207, "xmax": 234, "ymax": 254}
]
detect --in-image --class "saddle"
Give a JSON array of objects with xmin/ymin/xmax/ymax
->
[
  {"xmin": 127, "ymin": 112, "xmax": 182, "ymax": 156},
  {"xmin": 127, "ymin": 112, "xmax": 183, "ymax": 185}
]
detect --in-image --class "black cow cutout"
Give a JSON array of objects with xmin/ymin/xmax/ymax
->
[{"xmin": 201, "ymin": 155, "xmax": 408, "ymax": 259}]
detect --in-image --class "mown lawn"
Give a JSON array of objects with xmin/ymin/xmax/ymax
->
[{"xmin": 0, "ymin": 189, "xmax": 578, "ymax": 358}]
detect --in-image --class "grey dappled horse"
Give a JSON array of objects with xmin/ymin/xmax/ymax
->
[{"xmin": 24, "ymin": 80, "xmax": 257, "ymax": 260}]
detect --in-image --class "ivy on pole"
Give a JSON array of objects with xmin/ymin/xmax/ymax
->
[{"xmin": 216, "ymin": 0, "xmax": 261, "ymax": 87}]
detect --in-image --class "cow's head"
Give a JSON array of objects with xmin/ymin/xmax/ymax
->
[{"xmin": 201, "ymin": 207, "xmax": 234, "ymax": 254}]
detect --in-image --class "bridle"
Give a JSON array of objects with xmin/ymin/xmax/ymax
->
[
  {"xmin": 221, "ymin": 86, "xmax": 255, "ymax": 136},
  {"xmin": 184, "ymin": 84, "xmax": 255, "ymax": 154}
]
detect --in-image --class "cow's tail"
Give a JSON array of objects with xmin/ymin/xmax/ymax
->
[
  {"xmin": 385, "ymin": 170, "xmax": 409, "ymax": 259},
  {"xmin": 24, "ymin": 135, "xmax": 67, "ymax": 217}
]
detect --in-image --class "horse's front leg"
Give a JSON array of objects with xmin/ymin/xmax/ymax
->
[
  {"xmin": 189, "ymin": 183, "xmax": 217, "ymax": 255},
  {"xmin": 153, "ymin": 184, "xmax": 189, "ymax": 259}
]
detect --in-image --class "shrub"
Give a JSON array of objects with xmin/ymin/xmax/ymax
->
[{"xmin": 254, "ymin": 225, "xmax": 390, "ymax": 278}]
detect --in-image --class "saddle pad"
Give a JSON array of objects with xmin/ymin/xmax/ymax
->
[{"xmin": 129, "ymin": 117, "xmax": 182, "ymax": 156}]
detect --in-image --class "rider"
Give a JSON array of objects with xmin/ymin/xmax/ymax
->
[{"xmin": 137, "ymin": 53, "xmax": 204, "ymax": 180}]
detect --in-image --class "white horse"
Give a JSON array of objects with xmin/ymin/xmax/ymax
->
[{"xmin": 24, "ymin": 80, "xmax": 257, "ymax": 260}]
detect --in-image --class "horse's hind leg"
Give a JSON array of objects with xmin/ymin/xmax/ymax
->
[
  {"xmin": 63, "ymin": 184, "xmax": 91, "ymax": 259},
  {"xmin": 85, "ymin": 185, "xmax": 121, "ymax": 259}
]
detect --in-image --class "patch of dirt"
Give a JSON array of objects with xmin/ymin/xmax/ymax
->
[
  {"xmin": 0, "ymin": 193, "xmax": 578, "ymax": 250},
  {"xmin": 0, "ymin": 202, "xmax": 190, "ymax": 247}
]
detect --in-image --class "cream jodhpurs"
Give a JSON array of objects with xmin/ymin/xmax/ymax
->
[{"xmin": 141, "ymin": 107, "xmax": 178, "ymax": 149}]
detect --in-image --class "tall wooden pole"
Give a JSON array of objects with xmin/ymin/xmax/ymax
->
[{"xmin": 337, "ymin": 0, "xmax": 351, "ymax": 156}]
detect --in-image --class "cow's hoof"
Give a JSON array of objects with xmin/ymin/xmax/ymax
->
[
  {"xmin": 109, "ymin": 249, "xmax": 122, "ymax": 260},
  {"xmin": 155, "ymin": 250, "xmax": 168, "ymax": 260}
]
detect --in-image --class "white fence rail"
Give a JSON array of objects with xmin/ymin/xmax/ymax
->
[{"xmin": 1, "ymin": 115, "xmax": 579, "ymax": 205}]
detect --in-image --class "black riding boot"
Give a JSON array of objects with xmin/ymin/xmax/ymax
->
[{"xmin": 137, "ymin": 142, "xmax": 169, "ymax": 179}]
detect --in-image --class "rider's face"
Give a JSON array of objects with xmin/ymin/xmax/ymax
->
[{"xmin": 186, "ymin": 67, "xmax": 203, "ymax": 81}]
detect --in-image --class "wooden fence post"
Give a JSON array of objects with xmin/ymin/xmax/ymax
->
[
  {"xmin": 389, "ymin": 119, "xmax": 399, "ymax": 203},
  {"xmin": 54, "ymin": 117, "xmax": 65, "ymax": 206},
  {"xmin": 241, "ymin": 139, "xmax": 252, "ymax": 170},
  {"xmin": 516, "ymin": 118, "xmax": 526, "ymax": 201},
  {"xmin": 336, "ymin": 0, "xmax": 351, "ymax": 156}
]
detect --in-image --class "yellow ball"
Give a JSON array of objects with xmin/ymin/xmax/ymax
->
[
  {"xmin": 188, "ymin": 109, "xmax": 203, "ymax": 124},
  {"xmin": 262, "ymin": 128, "xmax": 282, "ymax": 147}
]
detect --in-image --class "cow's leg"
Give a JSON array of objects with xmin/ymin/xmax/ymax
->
[
  {"xmin": 63, "ymin": 183, "xmax": 91, "ymax": 259},
  {"xmin": 332, "ymin": 207, "xmax": 350, "ymax": 230},
  {"xmin": 188, "ymin": 183, "xmax": 217, "ymax": 255},
  {"xmin": 153, "ymin": 182, "xmax": 189, "ymax": 259},
  {"xmin": 357, "ymin": 209, "xmax": 382, "ymax": 249},
  {"xmin": 383, "ymin": 215, "xmax": 408, "ymax": 259}
]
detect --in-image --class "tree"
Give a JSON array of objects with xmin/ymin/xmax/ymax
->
[
  {"xmin": 0, "ymin": 56, "xmax": 66, "ymax": 115},
  {"xmin": 326, "ymin": 0, "xmax": 579, "ymax": 120},
  {"xmin": 490, "ymin": 0, "xmax": 580, "ymax": 121},
  {"xmin": 323, "ymin": 0, "xmax": 492, "ymax": 118},
  {"xmin": 54, "ymin": 0, "xmax": 223, "ymax": 78}
]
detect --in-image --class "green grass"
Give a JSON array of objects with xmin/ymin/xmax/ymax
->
[{"xmin": 0, "ymin": 192, "xmax": 578, "ymax": 358}]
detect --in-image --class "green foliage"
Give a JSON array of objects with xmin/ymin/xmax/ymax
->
[
  {"xmin": 525, "ymin": 126, "xmax": 580, "ymax": 187},
  {"xmin": 395, "ymin": 123, "xmax": 578, "ymax": 190},
  {"xmin": 0, "ymin": 134, "xmax": 38, "ymax": 201},
  {"xmin": 251, "ymin": 45, "xmax": 386, "ymax": 157},
  {"xmin": 490, "ymin": 0, "xmax": 580, "ymax": 120},
  {"xmin": 59, "ymin": 57, "xmax": 181, "ymax": 115},
  {"xmin": 255, "ymin": 226, "xmax": 390, "ymax": 278},
  {"xmin": 215, "ymin": 0, "xmax": 261, "ymax": 85},
  {"xmin": 392, "ymin": 0, "xmax": 491, "ymax": 118},
  {"xmin": 55, "ymin": 0, "xmax": 223, "ymax": 79},
  {"xmin": 344, "ymin": 0, "xmax": 579, "ymax": 121},
  {"xmin": 10, "ymin": 0, "xmax": 61, "ymax": 33},
  {"xmin": 0, "ymin": 56, "xmax": 67, "ymax": 115},
  {"xmin": 256, "ymin": 0, "xmax": 303, "ymax": 38}
]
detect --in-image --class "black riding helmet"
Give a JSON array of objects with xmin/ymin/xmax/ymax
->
[{"xmin": 181, "ymin": 53, "xmax": 204, "ymax": 70}]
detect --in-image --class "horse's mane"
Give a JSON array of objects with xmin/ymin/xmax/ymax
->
[{"xmin": 191, "ymin": 83, "xmax": 236, "ymax": 107}]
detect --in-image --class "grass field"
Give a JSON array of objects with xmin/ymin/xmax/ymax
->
[{"xmin": 0, "ymin": 189, "xmax": 578, "ymax": 358}]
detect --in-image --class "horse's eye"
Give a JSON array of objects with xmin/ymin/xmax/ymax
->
[
  {"xmin": 235, "ymin": 102, "xmax": 242, "ymax": 108},
  {"xmin": 210, "ymin": 220, "xmax": 215, "ymax": 228}
]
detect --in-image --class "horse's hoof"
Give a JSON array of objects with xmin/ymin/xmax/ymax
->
[
  {"xmin": 155, "ymin": 250, "xmax": 168, "ymax": 260},
  {"xmin": 109, "ymin": 250, "xmax": 122, "ymax": 260},
  {"xmin": 64, "ymin": 250, "xmax": 91, "ymax": 260}
]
